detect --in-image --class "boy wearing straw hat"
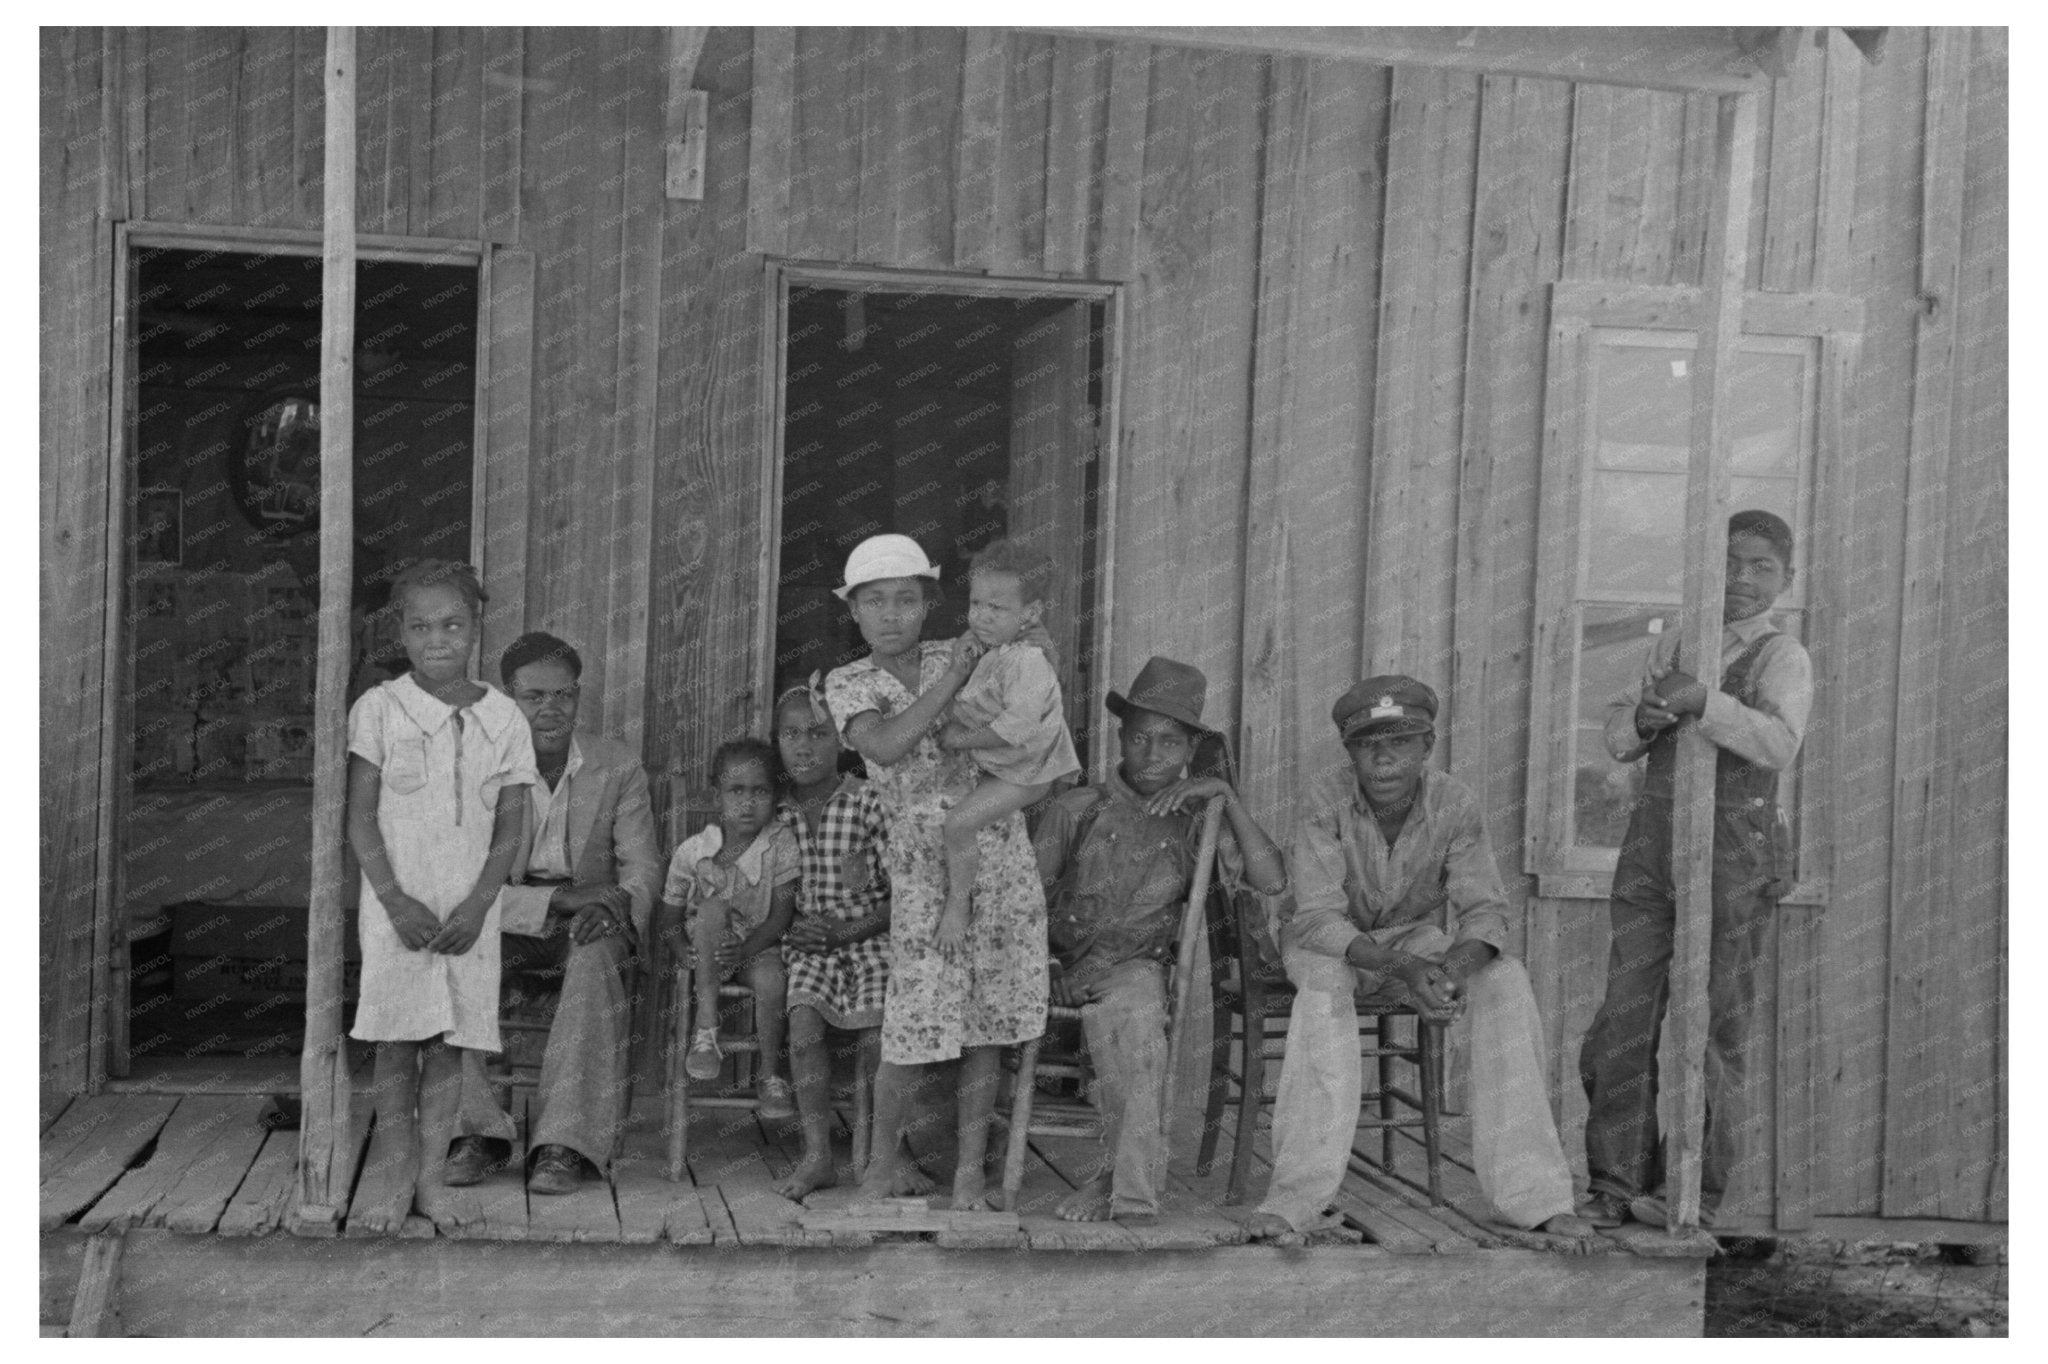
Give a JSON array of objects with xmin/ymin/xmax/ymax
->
[{"xmin": 1030, "ymin": 657, "xmax": 1287, "ymax": 1224}]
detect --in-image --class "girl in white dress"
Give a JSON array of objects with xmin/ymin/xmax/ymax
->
[{"xmin": 346, "ymin": 560, "xmax": 537, "ymax": 1230}]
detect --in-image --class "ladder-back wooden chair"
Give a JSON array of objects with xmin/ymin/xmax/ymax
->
[
  {"xmin": 659, "ymin": 775, "xmax": 782, "ymax": 1181},
  {"xmin": 658, "ymin": 776, "xmax": 878, "ymax": 1182},
  {"xmin": 994, "ymin": 735, "xmax": 1233, "ymax": 1211},
  {"xmin": 1196, "ymin": 880, "xmax": 1446, "ymax": 1206}
]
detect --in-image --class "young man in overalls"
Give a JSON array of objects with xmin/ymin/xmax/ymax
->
[{"xmin": 1577, "ymin": 510, "xmax": 1813, "ymax": 1228}]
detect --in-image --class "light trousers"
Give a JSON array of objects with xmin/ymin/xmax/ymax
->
[
  {"xmin": 456, "ymin": 929, "xmax": 635, "ymax": 1172},
  {"xmin": 1255, "ymin": 928, "xmax": 1574, "ymax": 1231}
]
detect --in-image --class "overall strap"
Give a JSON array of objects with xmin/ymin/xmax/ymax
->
[
  {"xmin": 1719, "ymin": 630, "xmax": 1780, "ymax": 706},
  {"xmin": 1669, "ymin": 630, "xmax": 1780, "ymax": 703}
]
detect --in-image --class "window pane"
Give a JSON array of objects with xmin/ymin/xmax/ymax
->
[
  {"xmin": 1728, "ymin": 351, "xmax": 1805, "ymax": 476},
  {"xmin": 1586, "ymin": 471, "xmax": 1685, "ymax": 599},
  {"xmin": 1730, "ymin": 475, "xmax": 1797, "ymax": 528},
  {"xmin": 1594, "ymin": 346, "xmax": 1690, "ymax": 469}
]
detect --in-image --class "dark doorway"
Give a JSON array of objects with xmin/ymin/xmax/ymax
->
[
  {"xmin": 119, "ymin": 243, "xmax": 480, "ymax": 1081},
  {"xmin": 775, "ymin": 283, "xmax": 1110, "ymax": 769}
]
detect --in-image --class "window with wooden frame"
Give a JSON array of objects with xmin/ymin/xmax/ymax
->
[{"xmin": 1526, "ymin": 282, "xmax": 1861, "ymax": 903}]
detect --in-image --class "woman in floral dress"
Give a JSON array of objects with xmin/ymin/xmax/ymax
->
[{"xmin": 822, "ymin": 534, "xmax": 1049, "ymax": 1209}]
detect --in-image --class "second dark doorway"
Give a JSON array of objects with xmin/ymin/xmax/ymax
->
[{"xmin": 776, "ymin": 283, "xmax": 1109, "ymax": 770}]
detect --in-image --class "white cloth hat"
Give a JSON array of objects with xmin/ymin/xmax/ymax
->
[{"xmin": 834, "ymin": 534, "xmax": 941, "ymax": 600}]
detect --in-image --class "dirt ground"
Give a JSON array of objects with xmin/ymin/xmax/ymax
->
[{"xmin": 1705, "ymin": 1237, "xmax": 2008, "ymax": 1337}]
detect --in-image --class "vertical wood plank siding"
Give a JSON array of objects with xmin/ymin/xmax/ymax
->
[
  {"xmin": 1823, "ymin": 26, "xmax": 1929, "ymax": 1216},
  {"xmin": 40, "ymin": 28, "xmax": 114, "ymax": 1099},
  {"xmin": 1949, "ymin": 27, "xmax": 2007, "ymax": 1222},
  {"xmin": 38, "ymin": 27, "xmax": 2006, "ymax": 1223},
  {"xmin": 1453, "ymin": 75, "xmax": 1572, "ymax": 1091}
]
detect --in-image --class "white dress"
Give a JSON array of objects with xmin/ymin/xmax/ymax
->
[{"xmin": 347, "ymin": 674, "xmax": 538, "ymax": 1050}]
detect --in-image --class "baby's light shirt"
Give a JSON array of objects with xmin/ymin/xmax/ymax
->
[{"xmin": 951, "ymin": 641, "xmax": 1081, "ymax": 787}]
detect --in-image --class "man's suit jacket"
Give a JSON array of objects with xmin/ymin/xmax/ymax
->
[{"xmin": 498, "ymin": 732, "xmax": 662, "ymax": 940}]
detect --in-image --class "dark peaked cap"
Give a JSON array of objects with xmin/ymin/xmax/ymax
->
[{"xmin": 1332, "ymin": 675, "xmax": 1438, "ymax": 740}]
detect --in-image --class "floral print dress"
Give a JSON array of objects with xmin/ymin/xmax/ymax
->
[{"xmin": 825, "ymin": 643, "xmax": 1049, "ymax": 1064}]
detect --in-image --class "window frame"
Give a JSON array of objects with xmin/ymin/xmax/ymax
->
[{"xmin": 1525, "ymin": 281, "xmax": 1862, "ymax": 904}]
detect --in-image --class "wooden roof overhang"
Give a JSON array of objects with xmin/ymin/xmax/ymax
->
[{"xmin": 1016, "ymin": 25, "xmax": 1881, "ymax": 93}]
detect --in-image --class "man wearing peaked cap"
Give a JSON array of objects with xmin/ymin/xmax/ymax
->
[
  {"xmin": 1245, "ymin": 674, "xmax": 1597, "ymax": 1243},
  {"xmin": 1031, "ymin": 657, "xmax": 1287, "ymax": 1224}
]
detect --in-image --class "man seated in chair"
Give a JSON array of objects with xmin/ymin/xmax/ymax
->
[
  {"xmin": 1244, "ymin": 676, "xmax": 1596, "ymax": 1242},
  {"xmin": 446, "ymin": 631, "xmax": 662, "ymax": 1195},
  {"xmin": 1030, "ymin": 657, "xmax": 1287, "ymax": 1224}
]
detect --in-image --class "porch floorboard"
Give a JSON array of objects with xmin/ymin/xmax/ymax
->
[
  {"xmin": 34, "ymin": 1088, "xmax": 1728, "ymax": 1334},
  {"xmin": 37, "ymin": 1086, "xmax": 1740, "ymax": 1257}
]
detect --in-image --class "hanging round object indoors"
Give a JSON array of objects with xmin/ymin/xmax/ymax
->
[{"xmin": 232, "ymin": 393, "xmax": 322, "ymax": 536}]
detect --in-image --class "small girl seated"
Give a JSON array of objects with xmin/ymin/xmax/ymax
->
[
  {"xmin": 936, "ymin": 538, "xmax": 1081, "ymax": 958},
  {"xmin": 657, "ymin": 738, "xmax": 801, "ymax": 1119}
]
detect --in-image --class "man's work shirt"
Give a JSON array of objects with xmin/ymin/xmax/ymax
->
[
  {"xmin": 525, "ymin": 738, "xmax": 585, "ymax": 879},
  {"xmin": 1603, "ymin": 610, "xmax": 1812, "ymax": 772},
  {"xmin": 1031, "ymin": 769, "xmax": 1245, "ymax": 994},
  {"xmin": 1281, "ymin": 766, "xmax": 1511, "ymax": 961}
]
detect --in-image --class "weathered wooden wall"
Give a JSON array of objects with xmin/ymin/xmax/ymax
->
[{"xmin": 40, "ymin": 26, "xmax": 2005, "ymax": 1222}]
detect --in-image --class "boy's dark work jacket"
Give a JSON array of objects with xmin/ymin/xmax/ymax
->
[{"xmin": 1031, "ymin": 769, "xmax": 1243, "ymax": 993}]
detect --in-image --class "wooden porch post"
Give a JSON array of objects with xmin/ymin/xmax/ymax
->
[
  {"xmin": 1666, "ymin": 89, "xmax": 1759, "ymax": 1234},
  {"xmin": 293, "ymin": 24, "xmax": 358, "ymax": 1235}
]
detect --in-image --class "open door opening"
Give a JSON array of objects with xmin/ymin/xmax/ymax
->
[
  {"xmin": 115, "ymin": 241, "xmax": 481, "ymax": 1089},
  {"xmin": 774, "ymin": 281, "xmax": 1111, "ymax": 771}
]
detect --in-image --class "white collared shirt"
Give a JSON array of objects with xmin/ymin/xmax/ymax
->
[{"xmin": 525, "ymin": 737, "xmax": 585, "ymax": 878}]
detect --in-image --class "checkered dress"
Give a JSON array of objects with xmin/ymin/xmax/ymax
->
[{"xmin": 778, "ymin": 777, "xmax": 892, "ymax": 1030}]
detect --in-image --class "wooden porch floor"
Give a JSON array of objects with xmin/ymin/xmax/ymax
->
[
  {"xmin": 43, "ymin": 1078, "xmax": 1648, "ymax": 1254},
  {"xmin": 40, "ymin": 1077, "xmax": 1719, "ymax": 1335}
]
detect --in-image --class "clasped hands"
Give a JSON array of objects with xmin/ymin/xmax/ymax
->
[
  {"xmin": 1389, "ymin": 952, "xmax": 1471, "ymax": 1024},
  {"xmin": 783, "ymin": 914, "xmax": 849, "ymax": 954},
  {"xmin": 1635, "ymin": 663, "xmax": 1709, "ymax": 737},
  {"xmin": 549, "ymin": 883, "xmax": 632, "ymax": 945},
  {"xmin": 382, "ymin": 890, "xmax": 484, "ymax": 954}
]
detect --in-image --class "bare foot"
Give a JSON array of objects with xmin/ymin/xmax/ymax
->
[
  {"xmin": 415, "ymin": 1180, "xmax": 481, "ymax": 1235},
  {"xmin": 772, "ymin": 1152, "xmax": 837, "ymax": 1202},
  {"xmin": 1537, "ymin": 1211, "xmax": 1604, "ymax": 1253},
  {"xmin": 852, "ymin": 1157, "xmax": 901, "ymax": 1204},
  {"xmin": 889, "ymin": 1159, "xmax": 937, "ymax": 1198},
  {"xmin": 1055, "ymin": 1175, "xmax": 1114, "ymax": 1223},
  {"xmin": 352, "ymin": 1113, "xmax": 419, "ymax": 1235},
  {"xmin": 1242, "ymin": 1211, "xmax": 1299, "ymax": 1242},
  {"xmin": 944, "ymin": 1161, "xmax": 990, "ymax": 1211}
]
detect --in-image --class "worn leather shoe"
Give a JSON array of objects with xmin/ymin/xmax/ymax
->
[
  {"xmin": 527, "ymin": 1144, "xmax": 586, "ymax": 1196},
  {"xmin": 443, "ymin": 1135, "xmax": 499, "ymax": 1188},
  {"xmin": 1576, "ymin": 1189, "xmax": 1632, "ymax": 1228},
  {"xmin": 1628, "ymin": 1191, "xmax": 1719, "ymax": 1230}
]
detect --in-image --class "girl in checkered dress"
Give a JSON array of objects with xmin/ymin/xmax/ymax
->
[{"xmin": 769, "ymin": 682, "xmax": 899, "ymax": 1200}]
